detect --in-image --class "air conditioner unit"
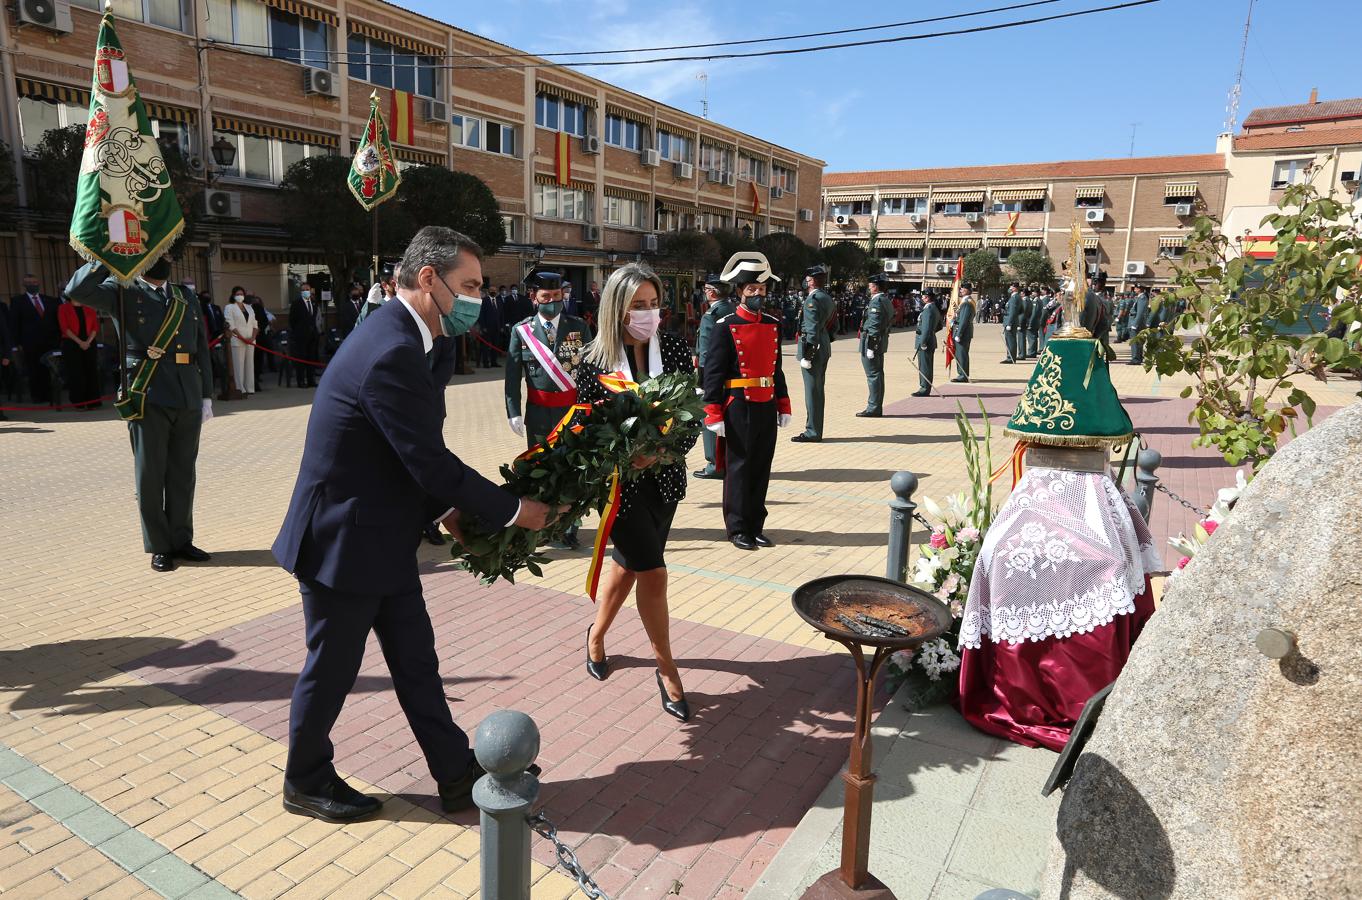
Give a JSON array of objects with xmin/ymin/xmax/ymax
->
[
  {"xmin": 934, "ymin": 263, "xmax": 952, "ymax": 275},
  {"xmin": 641, "ymin": 149, "xmax": 660, "ymax": 167},
  {"xmin": 186, "ymin": 156, "xmax": 207, "ymax": 176},
  {"xmin": 883, "ymin": 259, "xmax": 900, "ymax": 273},
  {"xmin": 301, "ymin": 67, "xmax": 337, "ymax": 98},
  {"xmin": 833, "ymin": 214, "xmax": 851, "ymax": 226},
  {"xmin": 770, "ymin": 186, "xmax": 784, "ymax": 199},
  {"xmin": 674, "ymin": 162, "xmax": 694, "ymax": 179},
  {"xmin": 722, "ymin": 172, "xmax": 736, "ymax": 187},
  {"xmin": 705, "ymin": 169, "xmax": 723, "ymax": 183},
  {"xmin": 908, "ymin": 213, "xmax": 922, "ymax": 225},
  {"xmin": 1174, "ymin": 202, "xmax": 1193, "ymax": 216},
  {"xmin": 201, "ymin": 190, "xmax": 241, "ymax": 219},
  {"xmin": 798, "ymin": 208, "xmax": 814, "ymax": 222},
  {"xmin": 963, "ymin": 212, "xmax": 980, "ymax": 223},
  {"xmin": 1125, "ymin": 261, "xmax": 1146, "ymax": 276},
  {"xmin": 16, "ymin": 0, "xmax": 73, "ymax": 34},
  {"xmin": 583, "ymin": 224, "xmax": 601, "ymax": 242},
  {"xmin": 1084, "ymin": 208, "xmax": 1104, "ymax": 223},
  {"xmin": 581, "ymin": 135, "xmax": 601, "ymax": 155},
  {"xmin": 643, "ymin": 234, "xmax": 659, "ymax": 253},
  {"xmin": 423, "ymin": 99, "xmax": 447, "ymax": 123}
]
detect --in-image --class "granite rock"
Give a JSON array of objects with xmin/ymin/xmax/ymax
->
[{"xmin": 1041, "ymin": 400, "xmax": 1362, "ymax": 900}]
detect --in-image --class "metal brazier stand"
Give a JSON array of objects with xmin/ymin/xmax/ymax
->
[{"xmin": 792, "ymin": 575, "xmax": 951, "ymax": 899}]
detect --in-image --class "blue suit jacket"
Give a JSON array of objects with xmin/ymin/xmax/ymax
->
[{"xmin": 272, "ymin": 300, "xmax": 518, "ymax": 595}]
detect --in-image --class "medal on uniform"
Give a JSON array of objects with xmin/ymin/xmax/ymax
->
[{"xmin": 146, "ymin": 346, "xmax": 164, "ymax": 359}]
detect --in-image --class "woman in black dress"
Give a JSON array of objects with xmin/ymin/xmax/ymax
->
[{"xmin": 575, "ymin": 263, "xmax": 698, "ymax": 721}]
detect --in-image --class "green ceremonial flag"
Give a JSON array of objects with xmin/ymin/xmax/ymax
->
[
  {"xmin": 348, "ymin": 92, "xmax": 401, "ymax": 211},
  {"xmin": 68, "ymin": 8, "xmax": 184, "ymax": 285}
]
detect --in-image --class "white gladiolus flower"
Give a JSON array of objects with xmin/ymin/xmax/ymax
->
[{"xmin": 921, "ymin": 495, "xmax": 944, "ymax": 520}]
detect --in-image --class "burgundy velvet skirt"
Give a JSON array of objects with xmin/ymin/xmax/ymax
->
[{"xmin": 954, "ymin": 578, "xmax": 1156, "ymax": 752}]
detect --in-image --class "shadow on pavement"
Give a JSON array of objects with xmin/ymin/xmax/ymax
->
[
  {"xmin": 194, "ymin": 549, "xmax": 280, "ymax": 567},
  {"xmin": 665, "ymin": 528, "xmax": 887, "ymax": 548},
  {"xmin": 770, "ymin": 468, "xmax": 901, "ymax": 484}
]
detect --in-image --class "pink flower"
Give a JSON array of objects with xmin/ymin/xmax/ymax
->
[
  {"xmin": 958, "ymin": 527, "xmax": 981, "ymax": 543},
  {"xmin": 1177, "ymin": 556, "xmax": 1191, "ymax": 570},
  {"xmin": 929, "ymin": 531, "xmax": 949, "ymax": 550},
  {"xmin": 1201, "ymin": 519, "xmax": 1219, "ymax": 536}
]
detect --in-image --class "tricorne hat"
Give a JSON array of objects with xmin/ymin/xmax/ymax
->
[
  {"xmin": 1004, "ymin": 337, "xmax": 1133, "ymax": 448},
  {"xmin": 721, "ymin": 252, "xmax": 780, "ymax": 286},
  {"xmin": 524, "ymin": 269, "xmax": 563, "ymax": 290}
]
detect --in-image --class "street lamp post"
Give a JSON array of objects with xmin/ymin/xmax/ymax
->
[{"xmin": 205, "ymin": 137, "xmax": 239, "ymax": 401}]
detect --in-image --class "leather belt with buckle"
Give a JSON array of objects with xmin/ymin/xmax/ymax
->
[{"xmin": 725, "ymin": 376, "xmax": 774, "ymax": 389}]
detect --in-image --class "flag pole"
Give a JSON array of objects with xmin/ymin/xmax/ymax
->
[
  {"xmin": 371, "ymin": 206, "xmax": 379, "ymax": 283},
  {"xmin": 117, "ymin": 285, "xmax": 128, "ymax": 394}
]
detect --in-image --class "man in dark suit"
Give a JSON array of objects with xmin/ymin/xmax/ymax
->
[
  {"xmin": 288, "ymin": 281, "xmax": 323, "ymax": 387},
  {"xmin": 336, "ymin": 285, "xmax": 365, "ymax": 340},
  {"xmin": 10, "ymin": 274, "xmax": 61, "ymax": 403},
  {"xmin": 476, "ymin": 286, "xmax": 502, "ymax": 367},
  {"xmin": 272, "ymin": 227, "xmax": 555, "ymax": 822}
]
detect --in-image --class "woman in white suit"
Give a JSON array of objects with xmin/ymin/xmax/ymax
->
[{"xmin": 223, "ymin": 285, "xmax": 258, "ymax": 395}]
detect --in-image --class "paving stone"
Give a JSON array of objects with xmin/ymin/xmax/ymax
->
[
  {"xmin": 948, "ymin": 810, "xmax": 1051, "ymax": 895},
  {"xmin": 97, "ymin": 829, "xmax": 170, "ymax": 872},
  {"xmin": 134, "ymin": 855, "xmax": 212, "ymax": 898}
]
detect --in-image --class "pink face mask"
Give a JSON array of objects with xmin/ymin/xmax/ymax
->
[{"xmin": 624, "ymin": 308, "xmax": 660, "ymax": 340}]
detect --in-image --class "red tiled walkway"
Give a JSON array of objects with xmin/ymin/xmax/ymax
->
[{"xmin": 120, "ymin": 567, "xmax": 864, "ymax": 898}]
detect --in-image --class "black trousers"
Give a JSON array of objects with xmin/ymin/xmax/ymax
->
[
  {"xmin": 722, "ymin": 397, "xmax": 777, "ymax": 536},
  {"xmin": 128, "ymin": 402, "xmax": 202, "ymax": 554},
  {"xmin": 21, "ymin": 345, "xmax": 53, "ymax": 402},
  {"xmin": 61, "ymin": 340, "xmax": 100, "ymax": 406},
  {"xmin": 285, "ymin": 578, "xmax": 470, "ymax": 793},
  {"xmin": 300, "ymin": 336, "xmax": 320, "ymax": 385}
]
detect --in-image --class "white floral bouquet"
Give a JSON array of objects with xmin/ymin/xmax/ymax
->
[
  {"xmin": 1167, "ymin": 469, "xmax": 1247, "ymax": 576},
  {"xmin": 887, "ymin": 402, "xmax": 997, "ymax": 697}
]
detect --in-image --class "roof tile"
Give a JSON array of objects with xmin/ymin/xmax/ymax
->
[
  {"xmin": 823, "ymin": 154, "xmax": 1225, "ymax": 189},
  {"xmin": 1232, "ymin": 125, "xmax": 1362, "ymax": 152},
  {"xmin": 1242, "ymin": 97, "xmax": 1362, "ymax": 128}
]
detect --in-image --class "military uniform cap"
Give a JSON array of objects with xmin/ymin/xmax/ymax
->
[
  {"xmin": 867, "ymin": 273, "xmax": 889, "ymax": 286},
  {"xmin": 524, "ymin": 269, "xmax": 563, "ymax": 290},
  {"xmin": 805, "ymin": 264, "xmax": 828, "ymax": 278},
  {"xmin": 720, "ymin": 251, "xmax": 780, "ymax": 286}
]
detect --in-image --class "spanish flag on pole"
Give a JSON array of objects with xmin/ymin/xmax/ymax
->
[
  {"xmin": 945, "ymin": 256, "xmax": 964, "ymax": 369},
  {"xmin": 555, "ymin": 132, "xmax": 571, "ymax": 186},
  {"xmin": 750, "ymin": 180, "xmax": 762, "ymax": 216},
  {"xmin": 389, "ymin": 89, "xmax": 415, "ymax": 145}
]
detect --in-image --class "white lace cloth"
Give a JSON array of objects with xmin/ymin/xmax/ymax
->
[{"xmin": 959, "ymin": 468, "xmax": 1162, "ymax": 648}]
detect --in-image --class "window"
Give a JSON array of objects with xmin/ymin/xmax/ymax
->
[
  {"xmin": 451, "ymin": 114, "xmax": 481, "ymax": 149},
  {"xmin": 991, "ymin": 199, "xmax": 1045, "ymax": 213},
  {"xmin": 1271, "ymin": 158, "xmax": 1313, "ymax": 189},
  {"xmin": 901, "ymin": 247, "xmax": 925, "ymax": 261},
  {"xmin": 655, "ymin": 209, "xmax": 695, "ymax": 232},
  {"xmin": 604, "ymin": 115, "xmax": 642, "ymax": 151},
  {"xmin": 830, "ymin": 201, "xmax": 871, "ymax": 218},
  {"xmin": 535, "ymin": 94, "xmax": 588, "ymax": 137},
  {"xmin": 699, "ymin": 143, "xmax": 734, "ymax": 179},
  {"xmin": 738, "ymin": 154, "xmax": 768, "ymax": 185},
  {"xmin": 75, "ymin": 0, "xmax": 182, "ymax": 31},
  {"xmin": 18, "ymin": 96, "xmax": 193, "ymax": 157},
  {"xmin": 735, "ymin": 217, "xmax": 765, "ymax": 238},
  {"xmin": 1157, "ymin": 245, "xmax": 1186, "ymax": 260},
  {"xmin": 501, "ymin": 215, "xmax": 519, "ymax": 242},
  {"xmin": 451, "ymin": 114, "xmax": 516, "ymax": 156},
  {"xmin": 772, "ymin": 164, "xmax": 796, "ymax": 192},
  {"xmin": 697, "ymin": 211, "xmax": 729, "ymax": 232},
  {"xmin": 1074, "ymin": 195, "xmax": 1103, "ymax": 208},
  {"xmin": 771, "ymin": 223, "xmax": 792, "ymax": 234},
  {"xmin": 347, "ymin": 34, "xmax": 440, "ymax": 97},
  {"xmin": 657, "ymin": 130, "xmax": 692, "ymax": 163},
  {"xmin": 206, "ymin": 0, "xmax": 268, "ymax": 46},
  {"xmin": 534, "ymin": 184, "xmax": 591, "ymax": 221},
  {"xmin": 932, "ymin": 201, "xmax": 984, "ymax": 215},
  {"xmin": 215, "ymin": 130, "xmax": 332, "ymax": 183},
  {"xmin": 484, "ymin": 120, "xmax": 514, "ymax": 156},
  {"xmin": 604, "ymin": 196, "xmax": 644, "ymax": 228},
  {"xmin": 881, "ymin": 197, "xmax": 926, "ymax": 215},
  {"xmin": 929, "ymin": 247, "xmax": 965, "ymax": 261}
]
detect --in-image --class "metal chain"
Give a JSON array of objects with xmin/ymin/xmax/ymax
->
[
  {"xmin": 912, "ymin": 511, "xmax": 935, "ymax": 532},
  {"xmin": 1155, "ymin": 482, "xmax": 1203, "ymax": 513},
  {"xmin": 527, "ymin": 810, "xmax": 611, "ymax": 900}
]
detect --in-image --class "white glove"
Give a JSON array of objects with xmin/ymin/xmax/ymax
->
[
  {"xmin": 508, "ymin": 416, "xmax": 524, "ymax": 437},
  {"xmin": 201, "ymin": 398, "xmax": 213, "ymax": 422},
  {"xmin": 706, "ymin": 421, "xmax": 726, "ymax": 438},
  {"xmin": 799, "ymin": 358, "xmax": 812, "ymax": 370},
  {"xmin": 866, "ymin": 349, "xmax": 875, "ymax": 359},
  {"xmin": 777, "ymin": 413, "xmax": 792, "ymax": 428}
]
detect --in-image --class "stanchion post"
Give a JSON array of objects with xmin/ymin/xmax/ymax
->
[
  {"xmin": 473, "ymin": 711, "xmax": 541, "ymax": 900},
  {"xmin": 886, "ymin": 471, "xmax": 918, "ymax": 583},
  {"xmin": 1132, "ymin": 448, "xmax": 1161, "ymax": 523}
]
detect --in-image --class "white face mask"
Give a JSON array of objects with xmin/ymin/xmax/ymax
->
[
  {"xmin": 624, "ymin": 308, "xmax": 660, "ymax": 341},
  {"xmin": 233, "ymin": 294, "xmax": 245, "ymax": 302}
]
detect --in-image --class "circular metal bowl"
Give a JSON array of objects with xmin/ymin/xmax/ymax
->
[{"xmin": 791, "ymin": 574, "xmax": 952, "ymax": 650}]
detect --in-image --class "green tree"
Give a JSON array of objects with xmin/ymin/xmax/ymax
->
[
  {"xmin": 1005, "ymin": 249, "xmax": 1056, "ymax": 287},
  {"xmin": 394, "ymin": 164, "xmax": 505, "ymax": 257},
  {"xmin": 755, "ymin": 232, "xmax": 816, "ymax": 284},
  {"xmin": 819, "ymin": 240, "xmax": 874, "ymax": 286},
  {"xmin": 280, "ymin": 155, "xmax": 392, "ymax": 289},
  {"xmin": 658, "ymin": 229, "xmax": 721, "ymax": 275},
  {"xmin": 963, "ymin": 248, "xmax": 1003, "ymax": 296},
  {"xmin": 710, "ymin": 227, "xmax": 756, "ymax": 268},
  {"xmin": 1140, "ymin": 179, "xmax": 1361, "ymax": 472}
]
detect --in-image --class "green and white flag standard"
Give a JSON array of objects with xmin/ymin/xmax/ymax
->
[
  {"xmin": 348, "ymin": 92, "xmax": 401, "ymax": 211},
  {"xmin": 68, "ymin": 9, "xmax": 183, "ymax": 285}
]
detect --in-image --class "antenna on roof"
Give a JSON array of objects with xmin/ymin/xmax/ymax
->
[
  {"xmin": 1224, "ymin": 0, "xmax": 1255, "ymax": 134},
  {"xmin": 697, "ymin": 71, "xmax": 709, "ymax": 119}
]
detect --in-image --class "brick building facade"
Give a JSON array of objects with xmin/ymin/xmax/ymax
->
[{"xmin": 0, "ymin": 0, "xmax": 824, "ymax": 312}]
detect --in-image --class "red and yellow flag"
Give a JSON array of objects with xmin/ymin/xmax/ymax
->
[
  {"xmin": 388, "ymin": 89, "xmax": 415, "ymax": 145},
  {"xmin": 945, "ymin": 257, "xmax": 964, "ymax": 368},
  {"xmin": 1005, "ymin": 212, "xmax": 1019, "ymax": 236},
  {"xmin": 555, "ymin": 131, "xmax": 571, "ymax": 186},
  {"xmin": 750, "ymin": 180, "xmax": 762, "ymax": 216}
]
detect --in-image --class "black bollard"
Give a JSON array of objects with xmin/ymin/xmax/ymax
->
[
  {"xmin": 886, "ymin": 471, "xmax": 918, "ymax": 583},
  {"xmin": 1131, "ymin": 448, "xmax": 1161, "ymax": 523}
]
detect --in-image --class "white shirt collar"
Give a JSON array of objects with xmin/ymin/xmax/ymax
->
[
  {"xmin": 396, "ymin": 296, "xmax": 434, "ymax": 354},
  {"xmin": 539, "ymin": 313, "xmax": 560, "ymax": 333}
]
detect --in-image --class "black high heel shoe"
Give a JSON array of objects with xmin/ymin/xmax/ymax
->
[
  {"xmin": 586, "ymin": 625, "xmax": 609, "ymax": 681},
  {"xmin": 655, "ymin": 670, "xmax": 690, "ymax": 722}
]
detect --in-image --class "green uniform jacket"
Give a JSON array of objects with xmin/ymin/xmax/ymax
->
[
  {"xmin": 916, "ymin": 300, "xmax": 941, "ymax": 351},
  {"xmin": 696, "ymin": 298, "xmax": 737, "ymax": 369},
  {"xmin": 1003, "ymin": 291, "xmax": 1023, "ymax": 328},
  {"xmin": 953, "ymin": 298, "xmax": 976, "ymax": 343},
  {"xmin": 65, "ymin": 262, "xmax": 212, "ymax": 409},
  {"xmin": 797, "ymin": 288, "xmax": 835, "ymax": 362},
  {"xmin": 504, "ymin": 313, "xmax": 593, "ymax": 421},
  {"xmin": 1028, "ymin": 295, "xmax": 1046, "ymax": 330},
  {"xmin": 859, "ymin": 292, "xmax": 893, "ymax": 354}
]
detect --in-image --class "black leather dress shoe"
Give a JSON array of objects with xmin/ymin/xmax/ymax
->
[
  {"xmin": 752, "ymin": 534, "xmax": 776, "ymax": 548},
  {"xmin": 440, "ymin": 760, "xmax": 542, "ymax": 813},
  {"xmin": 283, "ymin": 777, "xmax": 381, "ymax": 822},
  {"xmin": 691, "ymin": 467, "xmax": 720, "ymax": 480},
  {"xmin": 151, "ymin": 554, "xmax": 176, "ymax": 572},
  {"xmin": 175, "ymin": 544, "xmax": 211, "ymax": 562},
  {"xmin": 422, "ymin": 523, "xmax": 446, "ymax": 546},
  {"xmin": 586, "ymin": 625, "xmax": 609, "ymax": 682},
  {"xmin": 854, "ymin": 410, "xmax": 882, "ymax": 418},
  {"xmin": 656, "ymin": 670, "xmax": 690, "ymax": 722},
  {"xmin": 950, "ymin": 377, "xmax": 969, "ymax": 383},
  {"xmin": 911, "ymin": 390, "xmax": 931, "ymax": 397},
  {"xmin": 730, "ymin": 534, "xmax": 757, "ymax": 551},
  {"xmin": 790, "ymin": 433, "xmax": 819, "ymax": 443}
]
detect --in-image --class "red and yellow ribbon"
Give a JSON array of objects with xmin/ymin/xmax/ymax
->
[
  {"xmin": 989, "ymin": 441, "xmax": 1028, "ymax": 488},
  {"xmin": 586, "ymin": 467, "xmax": 622, "ymax": 601}
]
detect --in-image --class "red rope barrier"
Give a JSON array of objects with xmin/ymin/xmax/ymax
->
[
  {"xmin": 469, "ymin": 329, "xmax": 507, "ymax": 354},
  {"xmin": 0, "ymin": 394, "xmax": 115, "ymax": 412},
  {"xmin": 228, "ymin": 335, "xmax": 327, "ymax": 367}
]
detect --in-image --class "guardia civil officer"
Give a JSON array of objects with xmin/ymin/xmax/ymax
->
[
  {"xmin": 950, "ymin": 282, "xmax": 977, "ymax": 383},
  {"xmin": 793, "ymin": 264, "xmax": 836, "ymax": 441},
  {"xmin": 913, "ymin": 291, "xmax": 941, "ymax": 397},
  {"xmin": 692, "ymin": 273, "xmax": 735, "ymax": 480},
  {"xmin": 1002, "ymin": 283, "xmax": 1023, "ymax": 363},
  {"xmin": 504, "ymin": 269, "xmax": 592, "ymax": 549},
  {"xmin": 856, "ymin": 274, "xmax": 893, "ymax": 418},
  {"xmin": 1026, "ymin": 286, "xmax": 1045, "ymax": 358},
  {"xmin": 1127, "ymin": 286, "xmax": 1151, "ymax": 365},
  {"xmin": 701, "ymin": 252, "xmax": 791, "ymax": 551},
  {"xmin": 67, "ymin": 257, "xmax": 214, "ymax": 572}
]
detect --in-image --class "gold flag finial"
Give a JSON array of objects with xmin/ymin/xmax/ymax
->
[{"xmin": 1055, "ymin": 222, "xmax": 1092, "ymax": 339}]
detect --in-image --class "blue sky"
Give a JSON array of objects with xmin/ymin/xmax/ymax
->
[{"xmin": 404, "ymin": 0, "xmax": 1359, "ymax": 172}]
